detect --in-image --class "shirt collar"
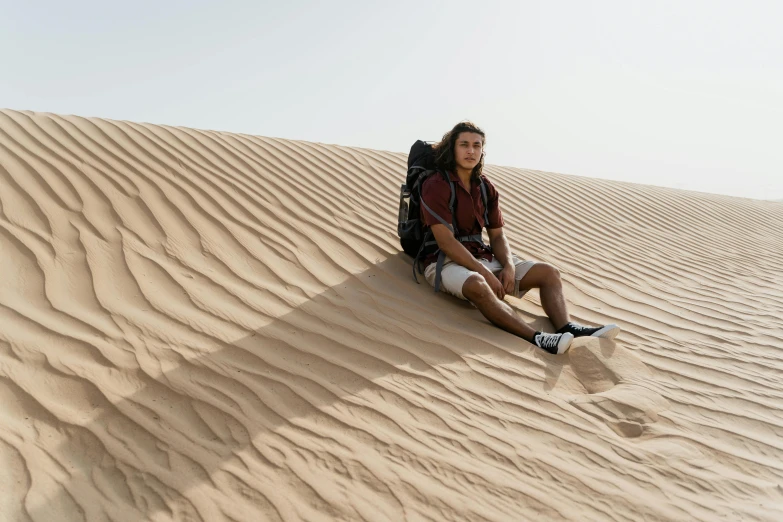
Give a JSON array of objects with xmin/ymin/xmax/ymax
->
[{"xmin": 447, "ymin": 170, "xmax": 479, "ymax": 188}]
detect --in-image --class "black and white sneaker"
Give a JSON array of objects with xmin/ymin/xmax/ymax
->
[
  {"xmin": 557, "ymin": 322, "xmax": 620, "ymax": 340},
  {"xmin": 532, "ymin": 331, "xmax": 574, "ymax": 355}
]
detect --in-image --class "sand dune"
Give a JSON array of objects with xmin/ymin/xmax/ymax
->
[{"xmin": 0, "ymin": 109, "xmax": 781, "ymax": 521}]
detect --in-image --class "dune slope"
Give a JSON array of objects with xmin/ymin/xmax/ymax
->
[{"xmin": 1, "ymin": 109, "xmax": 782, "ymax": 521}]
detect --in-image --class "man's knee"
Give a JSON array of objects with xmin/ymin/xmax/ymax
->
[
  {"xmin": 462, "ymin": 274, "xmax": 492, "ymax": 303},
  {"xmin": 526, "ymin": 263, "xmax": 560, "ymax": 288},
  {"xmin": 539, "ymin": 263, "xmax": 562, "ymax": 285}
]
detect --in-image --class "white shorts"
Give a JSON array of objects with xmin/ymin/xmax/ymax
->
[{"xmin": 424, "ymin": 254, "xmax": 537, "ymax": 300}]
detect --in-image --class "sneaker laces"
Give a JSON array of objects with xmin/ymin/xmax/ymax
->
[
  {"xmin": 567, "ymin": 323, "xmax": 593, "ymax": 334},
  {"xmin": 536, "ymin": 333, "xmax": 561, "ymax": 349}
]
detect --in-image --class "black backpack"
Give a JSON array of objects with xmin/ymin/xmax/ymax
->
[{"xmin": 397, "ymin": 140, "xmax": 491, "ymax": 292}]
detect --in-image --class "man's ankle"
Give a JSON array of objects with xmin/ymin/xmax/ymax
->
[{"xmin": 555, "ymin": 322, "xmax": 573, "ymax": 334}]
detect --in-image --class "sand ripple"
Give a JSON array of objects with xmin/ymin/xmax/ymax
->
[{"xmin": 1, "ymin": 109, "xmax": 781, "ymax": 521}]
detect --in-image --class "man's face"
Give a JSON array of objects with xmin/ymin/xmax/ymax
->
[{"xmin": 454, "ymin": 132, "xmax": 484, "ymax": 172}]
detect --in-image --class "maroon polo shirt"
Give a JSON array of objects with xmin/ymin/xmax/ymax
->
[{"xmin": 420, "ymin": 171, "xmax": 504, "ymax": 269}]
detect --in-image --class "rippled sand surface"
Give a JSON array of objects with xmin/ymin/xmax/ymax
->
[{"xmin": 1, "ymin": 109, "xmax": 781, "ymax": 521}]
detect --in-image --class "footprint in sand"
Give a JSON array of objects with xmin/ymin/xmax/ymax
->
[{"xmin": 561, "ymin": 337, "xmax": 670, "ymax": 438}]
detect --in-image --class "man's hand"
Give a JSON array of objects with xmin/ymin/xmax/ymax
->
[
  {"xmin": 497, "ymin": 265, "xmax": 516, "ymax": 297},
  {"xmin": 481, "ymin": 268, "xmax": 506, "ymax": 300}
]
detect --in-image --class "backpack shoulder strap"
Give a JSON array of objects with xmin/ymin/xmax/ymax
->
[
  {"xmin": 479, "ymin": 176, "xmax": 490, "ymax": 228},
  {"xmin": 448, "ymin": 186, "xmax": 458, "ymax": 231},
  {"xmin": 419, "ymin": 170, "xmax": 456, "ymax": 233},
  {"xmin": 420, "ymin": 200, "xmax": 452, "ymax": 231},
  {"xmin": 433, "ymin": 172, "xmax": 459, "ymax": 293},
  {"xmin": 417, "ymin": 171, "xmax": 458, "ymax": 294},
  {"xmin": 439, "ymin": 171, "xmax": 455, "ymax": 206}
]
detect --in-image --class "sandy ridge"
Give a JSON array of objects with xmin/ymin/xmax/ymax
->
[{"xmin": 0, "ymin": 109, "xmax": 782, "ymax": 521}]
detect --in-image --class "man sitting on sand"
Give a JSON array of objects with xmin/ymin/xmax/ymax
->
[{"xmin": 420, "ymin": 121, "xmax": 619, "ymax": 354}]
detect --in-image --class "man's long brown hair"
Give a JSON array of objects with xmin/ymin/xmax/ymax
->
[{"xmin": 432, "ymin": 121, "xmax": 486, "ymax": 179}]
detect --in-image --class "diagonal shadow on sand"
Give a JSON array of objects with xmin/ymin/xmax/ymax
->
[{"xmin": 12, "ymin": 253, "xmax": 660, "ymax": 522}]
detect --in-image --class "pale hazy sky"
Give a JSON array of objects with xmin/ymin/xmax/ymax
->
[{"xmin": 2, "ymin": 1, "xmax": 781, "ymax": 200}]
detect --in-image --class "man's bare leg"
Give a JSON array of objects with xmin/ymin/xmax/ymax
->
[
  {"xmin": 516, "ymin": 263, "xmax": 570, "ymax": 330},
  {"xmin": 462, "ymin": 275, "xmax": 537, "ymax": 340}
]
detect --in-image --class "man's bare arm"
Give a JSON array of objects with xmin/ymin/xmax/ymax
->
[
  {"xmin": 430, "ymin": 224, "xmax": 505, "ymax": 298},
  {"xmin": 487, "ymin": 227, "xmax": 513, "ymax": 268},
  {"xmin": 430, "ymin": 224, "xmax": 487, "ymax": 271},
  {"xmin": 487, "ymin": 227, "xmax": 515, "ymax": 295}
]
